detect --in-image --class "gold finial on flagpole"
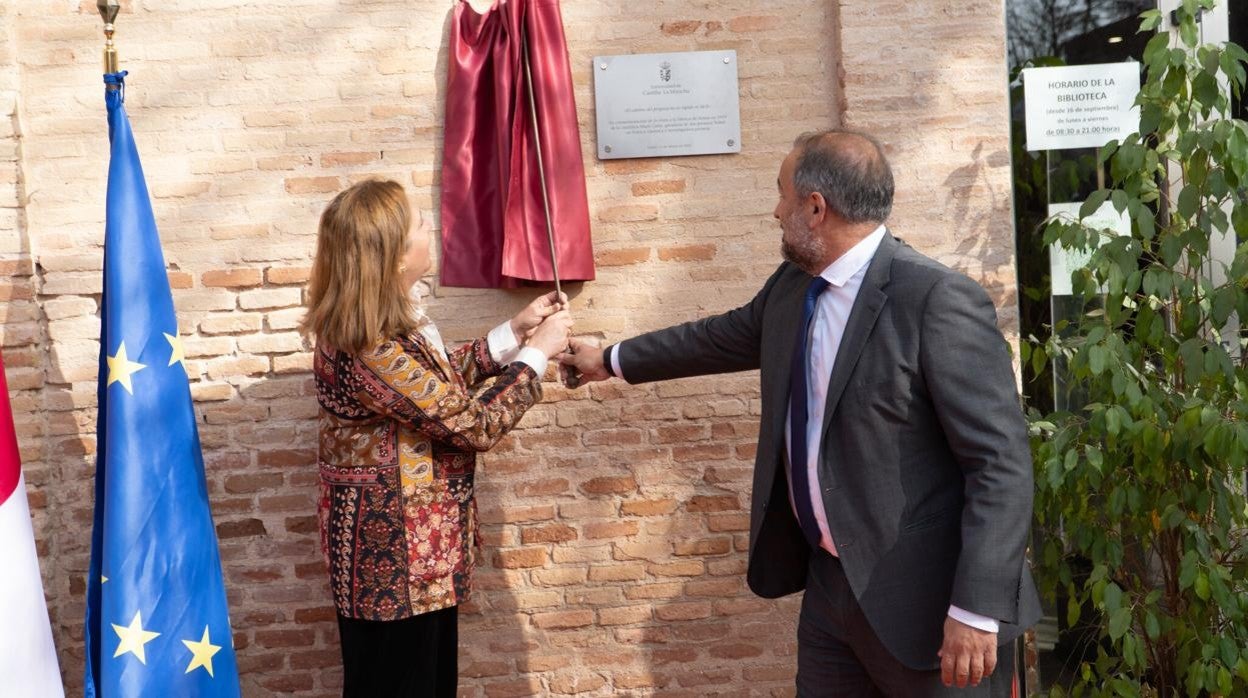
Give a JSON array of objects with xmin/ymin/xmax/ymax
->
[{"xmin": 97, "ymin": 1, "xmax": 121, "ymax": 77}]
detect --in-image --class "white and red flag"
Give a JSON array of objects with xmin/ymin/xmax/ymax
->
[{"xmin": 0, "ymin": 352, "xmax": 63, "ymax": 697}]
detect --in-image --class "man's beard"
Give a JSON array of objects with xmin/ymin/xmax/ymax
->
[{"xmin": 779, "ymin": 211, "xmax": 825, "ymax": 273}]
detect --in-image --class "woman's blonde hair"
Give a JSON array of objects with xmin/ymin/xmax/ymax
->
[{"xmin": 300, "ymin": 179, "xmax": 420, "ymax": 355}]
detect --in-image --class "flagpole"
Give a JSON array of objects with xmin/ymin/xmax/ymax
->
[
  {"xmin": 520, "ymin": 22, "xmax": 581, "ymax": 388},
  {"xmin": 98, "ymin": 1, "xmax": 120, "ymax": 85}
]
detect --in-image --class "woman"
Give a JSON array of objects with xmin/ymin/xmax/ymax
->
[{"xmin": 299, "ymin": 179, "xmax": 572, "ymax": 697}]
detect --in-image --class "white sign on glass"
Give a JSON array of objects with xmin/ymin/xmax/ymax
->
[
  {"xmin": 1047, "ymin": 201, "xmax": 1131, "ymax": 296},
  {"xmin": 1023, "ymin": 62, "xmax": 1141, "ymax": 151},
  {"xmin": 592, "ymin": 50, "xmax": 741, "ymax": 160}
]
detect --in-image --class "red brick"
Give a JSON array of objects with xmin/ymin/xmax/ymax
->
[
  {"xmin": 580, "ymin": 475, "xmax": 637, "ymax": 496},
  {"xmin": 520, "ymin": 524, "xmax": 578, "ymax": 545},
  {"xmin": 655, "ymin": 601, "xmax": 713, "ymax": 622},
  {"xmin": 588, "ymin": 563, "xmax": 645, "ymax": 582},
  {"xmin": 660, "ymin": 20, "xmax": 701, "ymax": 35},
  {"xmin": 216, "ymin": 518, "xmax": 266, "ymax": 539},
  {"xmin": 549, "ymin": 674, "xmax": 606, "ymax": 694},
  {"xmin": 223, "ymin": 472, "xmax": 283, "ymax": 494},
  {"xmin": 285, "ymin": 515, "xmax": 318, "ymax": 534},
  {"xmin": 255, "ymin": 628, "xmax": 315, "ymax": 648},
  {"xmin": 167, "ymin": 271, "xmax": 194, "ymax": 289},
  {"xmin": 257, "ymin": 448, "xmax": 315, "ymax": 467},
  {"xmin": 658, "ymin": 244, "xmax": 716, "ymax": 262},
  {"xmin": 257, "ymin": 674, "xmax": 314, "ymax": 692},
  {"xmin": 293, "ymin": 606, "xmax": 336, "ymax": 623},
  {"xmin": 651, "ymin": 647, "xmax": 698, "ymax": 665},
  {"xmin": 631, "ymin": 179, "xmax": 687, "ymax": 196},
  {"xmin": 708, "ymin": 512, "xmax": 751, "ymax": 532},
  {"xmin": 513, "ymin": 478, "xmax": 569, "ymax": 498},
  {"xmin": 284, "ymin": 176, "xmax": 340, "ymax": 194},
  {"xmin": 321, "ymin": 151, "xmax": 380, "ymax": 167},
  {"xmin": 728, "ymin": 15, "xmax": 783, "ymax": 32},
  {"xmin": 672, "ymin": 444, "xmax": 733, "ymax": 462},
  {"xmin": 652, "ymin": 424, "xmax": 710, "ymax": 443},
  {"xmin": 266, "ymin": 266, "xmax": 311, "ymax": 284},
  {"xmin": 202, "ymin": 268, "xmax": 262, "ymax": 288},
  {"xmin": 483, "ymin": 677, "xmax": 544, "ymax": 697},
  {"xmin": 531, "ymin": 609, "xmax": 594, "ymax": 629},
  {"xmin": 583, "ymin": 520, "xmax": 639, "ymax": 539},
  {"xmin": 598, "ymin": 604, "xmax": 652, "ymax": 626},
  {"xmin": 686, "ymin": 495, "xmax": 740, "ymax": 512},
  {"xmin": 621, "ymin": 498, "xmax": 679, "ymax": 516},
  {"xmin": 673, "ymin": 537, "xmax": 732, "ymax": 556},
  {"xmin": 462, "ymin": 660, "xmax": 511, "ymax": 678},
  {"xmin": 595, "ymin": 248, "xmax": 651, "ymax": 267},
  {"xmin": 493, "ymin": 547, "xmax": 548, "ymax": 569},
  {"xmin": 289, "ymin": 648, "xmax": 342, "ymax": 670}
]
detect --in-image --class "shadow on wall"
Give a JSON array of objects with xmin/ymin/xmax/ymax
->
[{"xmin": 940, "ymin": 141, "xmax": 1020, "ymax": 327}]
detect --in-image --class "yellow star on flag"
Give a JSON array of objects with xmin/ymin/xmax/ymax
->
[
  {"xmin": 182, "ymin": 626, "xmax": 222, "ymax": 677},
  {"xmin": 112, "ymin": 611, "xmax": 161, "ymax": 664},
  {"xmin": 164, "ymin": 331, "xmax": 185, "ymax": 367},
  {"xmin": 106, "ymin": 341, "xmax": 146, "ymax": 394}
]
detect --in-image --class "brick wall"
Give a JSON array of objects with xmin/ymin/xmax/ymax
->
[{"xmin": 0, "ymin": 1, "xmax": 1017, "ymax": 695}]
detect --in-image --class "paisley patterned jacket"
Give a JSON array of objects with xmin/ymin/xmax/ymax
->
[{"xmin": 313, "ymin": 330, "xmax": 541, "ymax": 620}]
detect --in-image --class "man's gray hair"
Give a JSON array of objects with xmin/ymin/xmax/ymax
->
[{"xmin": 791, "ymin": 130, "xmax": 894, "ymax": 224}]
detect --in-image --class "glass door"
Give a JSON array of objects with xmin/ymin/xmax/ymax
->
[{"xmin": 1007, "ymin": 0, "xmax": 1153, "ymax": 692}]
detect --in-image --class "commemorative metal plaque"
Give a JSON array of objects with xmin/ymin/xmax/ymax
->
[{"xmin": 592, "ymin": 50, "xmax": 741, "ymax": 160}]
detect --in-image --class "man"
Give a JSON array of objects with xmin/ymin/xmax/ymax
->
[{"xmin": 560, "ymin": 129, "xmax": 1041, "ymax": 696}]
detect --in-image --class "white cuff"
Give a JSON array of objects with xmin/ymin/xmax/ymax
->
[
  {"xmin": 609, "ymin": 343, "xmax": 625, "ymax": 381},
  {"xmin": 488, "ymin": 320, "xmax": 522, "ymax": 365},
  {"xmin": 515, "ymin": 347, "xmax": 548, "ymax": 377},
  {"xmin": 947, "ymin": 605, "xmax": 1000, "ymax": 634}
]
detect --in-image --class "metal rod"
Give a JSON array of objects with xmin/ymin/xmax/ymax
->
[
  {"xmin": 520, "ymin": 22, "xmax": 580, "ymax": 387},
  {"xmin": 520, "ymin": 25, "xmax": 562, "ymax": 301},
  {"xmin": 98, "ymin": 1, "xmax": 120, "ymax": 79}
]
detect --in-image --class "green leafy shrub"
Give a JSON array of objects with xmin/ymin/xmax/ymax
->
[{"xmin": 1026, "ymin": 2, "xmax": 1248, "ymax": 695}]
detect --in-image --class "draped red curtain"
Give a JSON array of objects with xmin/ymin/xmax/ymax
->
[{"xmin": 440, "ymin": 0, "xmax": 595, "ymax": 289}]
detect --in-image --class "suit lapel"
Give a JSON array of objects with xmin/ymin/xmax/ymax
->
[{"xmin": 820, "ymin": 233, "xmax": 898, "ymax": 432}]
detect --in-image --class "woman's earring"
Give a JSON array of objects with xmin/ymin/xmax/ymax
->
[{"xmin": 399, "ymin": 264, "xmax": 408, "ymax": 273}]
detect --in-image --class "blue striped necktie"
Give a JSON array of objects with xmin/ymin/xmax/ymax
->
[{"xmin": 789, "ymin": 276, "xmax": 831, "ymax": 549}]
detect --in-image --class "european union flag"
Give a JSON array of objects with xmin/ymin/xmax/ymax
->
[{"xmin": 84, "ymin": 72, "xmax": 240, "ymax": 697}]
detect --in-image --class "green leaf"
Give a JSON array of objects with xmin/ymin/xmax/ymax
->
[
  {"xmin": 1194, "ymin": 71, "xmax": 1220, "ymax": 109},
  {"xmin": 1109, "ymin": 607, "xmax": 1132, "ymax": 640},
  {"xmin": 1182, "ymin": 20, "xmax": 1199, "ymax": 49},
  {"xmin": 1081, "ymin": 189, "xmax": 1111, "ymax": 220},
  {"xmin": 1219, "ymin": 637, "xmax": 1240, "ymax": 669},
  {"xmin": 1145, "ymin": 611, "xmax": 1160, "ymax": 639},
  {"xmin": 1103, "ymin": 582, "xmax": 1123, "ymax": 612},
  {"xmin": 1089, "ymin": 345, "xmax": 1107, "ymax": 375},
  {"xmin": 1195, "ymin": 572, "xmax": 1211, "ymax": 601},
  {"xmin": 1111, "ymin": 188, "xmax": 1129, "ymax": 214},
  {"xmin": 1177, "ymin": 185, "xmax": 1200, "ymax": 220}
]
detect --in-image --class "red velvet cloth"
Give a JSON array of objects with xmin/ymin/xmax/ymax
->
[{"xmin": 440, "ymin": 0, "xmax": 595, "ymax": 289}]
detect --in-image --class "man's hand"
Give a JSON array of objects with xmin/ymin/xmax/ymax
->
[
  {"xmin": 511, "ymin": 291, "xmax": 568, "ymax": 340},
  {"xmin": 938, "ymin": 616, "xmax": 997, "ymax": 688},
  {"xmin": 526, "ymin": 310, "xmax": 575, "ymax": 359},
  {"xmin": 557, "ymin": 337, "xmax": 610, "ymax": 384}
]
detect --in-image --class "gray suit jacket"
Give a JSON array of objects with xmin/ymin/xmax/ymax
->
[{"xmin": 612, "ymin": 233, "xmax": 1042, "ymax": 670}]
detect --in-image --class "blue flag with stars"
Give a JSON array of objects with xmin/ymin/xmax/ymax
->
[{"xmin": 84, "ymin": 72, "xmax": 240, "ymax": 697}]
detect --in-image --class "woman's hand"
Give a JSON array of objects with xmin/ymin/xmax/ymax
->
[
  {"xmin": 526, "ymin": 310, "xmax": 575, "ymax": 359},
  {"xmin": 511, "ymin": 291, "xmax": 568, "ymax": 340}
]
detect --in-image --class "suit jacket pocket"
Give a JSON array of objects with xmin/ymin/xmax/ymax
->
[{"xmin": 902, "ymin": 505, "xmax": 959, "ymax": 533}]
